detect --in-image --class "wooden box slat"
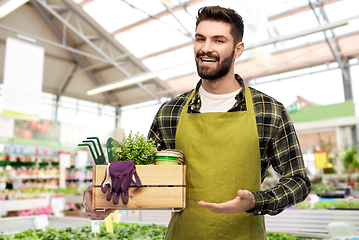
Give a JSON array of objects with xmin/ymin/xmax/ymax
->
[
  {"xmin": 93, "ymin": 165, "xmax": 185, "ymax": 186},
  {"xmin": 92, "ymin": 164, "xmax": 186, "ymax": 210},
  {"xmin": 93, "ymin": 187, "xmax": 184, "ymax": 210}
]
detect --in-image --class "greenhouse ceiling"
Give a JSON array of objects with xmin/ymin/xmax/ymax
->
[{"xmin": 0, "ymin": 0, "xmax": 358, "ymax": 107}]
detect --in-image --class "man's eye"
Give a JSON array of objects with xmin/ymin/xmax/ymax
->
[
  {"xmin": 196, "ymin": 38, "xmax": 204, "ymax": 41},
  {"xmin": 216, "ymin": 40, "xmax": 224, "ymax": 43}
]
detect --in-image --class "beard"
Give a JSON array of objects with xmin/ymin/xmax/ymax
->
[{"xmin": 195, "ymin": 50, "xmax": 235, "ymax": 80}]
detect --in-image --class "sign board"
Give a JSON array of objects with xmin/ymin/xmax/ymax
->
[
  {"xmin": 314, "ymin": 150, "xmax": 328, "ymax": 168},
  {"xmin": 2, "ymin": 37, "xmax": 44, "ymax": 121}
]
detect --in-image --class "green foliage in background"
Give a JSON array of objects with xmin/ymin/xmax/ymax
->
[
  {"xmin": 295, "ymin": 201, "xmax": 311, "ymax": 209},
  {"xmin": 342, "ymin": 145, "xmax": 359, "ymax": 172},
  {"xmin": 335, "ymin": 200, "xmax": 359, "ymax": 209},
  {"xmin": 311, "ymin": 182, "xmax": 333, "ymax": 195},
  {"xmin": 267, "ymin": 232, "xmax": 299, "ymax": 240},
  {"xmin": 109, "ymin": 131, "xmax": 158, "ymax": 165},
  {"xmin": 0, "ymin": 222, "xmax": 320, "ymax": 240},
  {"xmin": 313, "ymin": 201, "xmax": 335, "ymax": 210},
  {"xmin": 0, "ymin": 223, "xmax": 167, "ymax": 240}
]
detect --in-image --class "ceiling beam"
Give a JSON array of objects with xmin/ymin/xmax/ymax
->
[
  {"xmin": 111, "ymin": 0, "xmax": 203, "ymax": 36},
  {"xmin": 141, "ymin": 0, "xmax": 343, "ymax": 61},
  {"xmin": 61, "ymin": 0, "xmax": 174, "ymax": 99},
  {"xmin": 30, "ymin": 0, "xmax": 117, "ymax": 105},
  {"xmin": 141, "ymin": 14, "xmax": 359, "ymax": 61},
  {"xmin": 308, "ymin": 0, "xmax": 351, "ymax": 99},
  {"xmin": 0, "ymin": 23, "xmax": 112, "ymax": 64},
  {"xmin": 0, "ymin": 37, "xmax": 75, "ymax": 63},
  {"xmin": 268, "ymin": 0, "xmax": 341, "ymax": 22},
  {"xmin": 57, "ymin": 64, "xmax": 79, "ymax": 101}
]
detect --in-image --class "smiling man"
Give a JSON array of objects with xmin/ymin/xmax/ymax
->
[
  {"xmin": 82, "ymin": 5, "xmax": 311, "ymax": 240},
  {"xmin": 148, "ymin": 6, "xmax": 311, "ymax": 239}
]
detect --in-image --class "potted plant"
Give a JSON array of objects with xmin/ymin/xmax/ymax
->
[
  {"xmin": 341, "ymin": 145, "xmax": 359, "ymax": 190},
  {"xmin": 109, "ymin": 131, "xmax": 158, "ymax": 165}
]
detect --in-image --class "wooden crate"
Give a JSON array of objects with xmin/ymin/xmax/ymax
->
[{"xmin": 92, "ymin": 164, "xmax": 186, "ymax": 211}]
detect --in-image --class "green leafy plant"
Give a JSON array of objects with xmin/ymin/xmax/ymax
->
[
  {"xmin": 267, "ymin": 232, "xmax": 299, "ymax": 240},
  {"xmin": 311, "ymin": 182, "xmax": 333, "ymax": 195},
  {"xmin": 335, "ymin": 200, "xmax": 359, "ymax": 209},
  {"xmin": 313, "ymin": 200, "xmax": 335, "ymax": 210},
  {"xmin": 0, "ymin": 222, "xmax": 303, "ymax": 240},
  {"xmin": 109, "ymin": 131, "xmax": 158, "ymax": 165},
  {"xmin": 342, "ymin": 145, "xmax": 359, "ymax": 174},
  {"xmin": 295, "ymin": 201, "xmax": 311, "ymax": 209}
]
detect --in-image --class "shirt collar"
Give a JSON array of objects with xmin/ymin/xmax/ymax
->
[{"xmin": 188, "ymin": 74, "xmax": 246, "ymax": 113}]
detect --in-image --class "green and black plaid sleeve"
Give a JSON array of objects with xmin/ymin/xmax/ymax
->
[
  {"xmin": 148, "ymin": 75, "xmax": 311, "ymax": 216},
  {"xmin": 250, "ymin": 89, "xmax": 311, "ymax": 216},
  {"xmin": 148, "ymin": 91, "xmax": 191, "ymax": 150}
]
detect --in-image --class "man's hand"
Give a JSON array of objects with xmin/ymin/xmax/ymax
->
[
  {"xmin": 198, "ymin": 190, "xmax": 255, "ymax": 214},
  {"xmin": 82, "ymin": 184, "xmax": 114, "ymax": 220}
]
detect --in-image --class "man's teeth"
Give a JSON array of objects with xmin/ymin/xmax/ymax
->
[{"xmin": 202, "ymin": 58, "xmax": 216, "ymax": 62}]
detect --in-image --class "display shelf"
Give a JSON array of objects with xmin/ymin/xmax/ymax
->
[
  {"xmin": 64, "ymin": 194, "xmax": 83, "ymax": 204},
  {"xmin": 1, "ymin": 197, "xmax": 50, "ymax": 212},
  {"xmin": 0, "ymin": 216, "xmax": 91, "ymax": 234}
]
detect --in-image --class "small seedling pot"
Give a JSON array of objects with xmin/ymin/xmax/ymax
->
[{"xmin": 155, "ymin": 151, "xmax": 181, "ymax": 165}]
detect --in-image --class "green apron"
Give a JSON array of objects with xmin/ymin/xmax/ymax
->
[{"xmin": 165, "ymin": 86, "xmax": 266, "ymax": 240}]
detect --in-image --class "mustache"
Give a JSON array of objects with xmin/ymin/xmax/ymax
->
[{"xmin": 196, "ymin": 52, "xmax": 219, "ymax": 60}]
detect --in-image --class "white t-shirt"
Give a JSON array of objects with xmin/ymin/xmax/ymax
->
[{"xmin": 199, "ymin": 85, "xmax": 241, "ymax": 113}]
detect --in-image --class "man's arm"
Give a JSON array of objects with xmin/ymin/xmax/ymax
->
[
  {"xmin": 82, "ymin": 184, "xmax": 114, "ymax": 220},
  {"xmin": 249, "ymin": 108, "xmax": 311, "ymax": 216}
]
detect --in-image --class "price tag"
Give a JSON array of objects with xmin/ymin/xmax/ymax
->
[
  {"xmin": 76, "ymin": 149, "xmax": 88, "ymax": 169},
  {"xmin": 59, "ymin": 152, "xmax": 71, "ymax": 168},
  {"xmin": 105, "ymin": 213, "xmax": 114, "ymax": 233},
  {"xmin": 34, "ymin": 215, "xmax": 49, "ymax": 230},
  {"xmin": 51, "ymin": 195, "xmax": 64, "ymax": 216}
]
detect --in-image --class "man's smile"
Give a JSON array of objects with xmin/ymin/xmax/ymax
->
[{"xmin": 200, "ymin": 57, "xmax": 217, "ymax": 65}]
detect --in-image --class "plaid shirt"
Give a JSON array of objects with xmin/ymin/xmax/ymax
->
[{"xmin": 148, "ymin": 74, "xmax": 311, "ymax": 216}]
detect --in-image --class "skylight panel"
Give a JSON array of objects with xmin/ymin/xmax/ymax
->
[
  {"xmin": 83, "ymin": 0, "xmax": 149, "ymax": 33},
  {"xmin": 115, "ymin": 15, "xmax": 192, "ymax": 59}
]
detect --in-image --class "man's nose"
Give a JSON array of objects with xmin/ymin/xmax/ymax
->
[{"xmin": 201, "ymin": 40, "xmax": 214, "ymax": 53}]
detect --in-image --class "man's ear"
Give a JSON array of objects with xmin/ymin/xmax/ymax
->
[{"xmin": 234, "ymin": 42, "xmax": 244, "ymax": 60}]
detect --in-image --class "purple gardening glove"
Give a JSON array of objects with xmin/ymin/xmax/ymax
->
[
  {"xmin": 101, "ymin": 160, "xmax": 141, "ymax": 205},
  {"xmin": 101, "ymin": 164, "xmax": 113, "ymax": 201}
]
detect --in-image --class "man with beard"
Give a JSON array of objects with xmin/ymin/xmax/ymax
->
[{"xmin": 83, "ymin": 6, "xmax": 311, "ymax": 239}]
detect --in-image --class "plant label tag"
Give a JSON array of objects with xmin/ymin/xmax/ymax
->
[
  {"xmin": 113, "ymin": 210, "xmax": 119, "ymax": 223},
  {"xmin": 91, "ymin": 220, "xmax": 100, "ymax": 234},
  {"xmin": 34, "ymin": 215, "xmax": 49, "ymax": 230},
  {"xmin": 105, "ymin": 214, "xmax": 114, "ymax": 233}
]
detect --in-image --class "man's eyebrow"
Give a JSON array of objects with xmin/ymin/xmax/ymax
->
[
  {"xmin": 195, "ymin": 33, "xmax": 228, "ymax": 40},
  {"xmin": 213, "ymin": 35, "xmax": 229, "ymax": 40}
]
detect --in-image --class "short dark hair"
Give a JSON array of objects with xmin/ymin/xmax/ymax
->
[{"xmin": 195, "ymin": 6, "xmax": 244, "ymax": 44}]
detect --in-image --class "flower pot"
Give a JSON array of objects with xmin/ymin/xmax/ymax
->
[{"xmin": 155, "ymin": 151, "xmax": 182, "ymax": 165}]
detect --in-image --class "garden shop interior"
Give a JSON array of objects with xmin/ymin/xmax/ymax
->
[{"xmin": 0, "ymin": 0, "xmax": 359, "ymax": 239}]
